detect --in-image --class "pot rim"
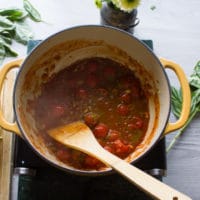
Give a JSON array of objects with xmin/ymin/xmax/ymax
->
[{"xmin": 13, "ymin": 24, "xmax": 171, "ymax": 175}]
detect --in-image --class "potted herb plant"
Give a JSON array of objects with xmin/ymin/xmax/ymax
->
[{"xmin": 95, "ymin": 0, "xmax": 141, "ymax": 34}]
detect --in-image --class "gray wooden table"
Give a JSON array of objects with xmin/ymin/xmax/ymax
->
[{"xmin": 1, "ymin": 0, "xmax": 200, "ymax": 199}]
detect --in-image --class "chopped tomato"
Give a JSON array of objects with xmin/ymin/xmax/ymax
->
[
  {"xmin": 83, "ymin": 112, "xmax": 99, "ymax": 127},
  {"xmin": 93, "ymin": 123, "xmax": 109, "ymax": 138},
  {"xmin": 56, "ymin": 149, "xmax": 71, "ymax": 161},
  {"xmin": 84, "ymin": 156, "xmax": 101, "ymax": 168},
  {"xmin": 104, "ymin": 145, "xmax": 113, "ymax": 153},
  {"xmin": 117, "ymin": 104, "xmax": 129, "ymax": 116},
  {"xmin": 33, "ymin": 57, "xmax": 149, "ymax": 171},
  {"xmin": 107, "ymin": 130, "xmax": 120, "ymax": 141},
  {"xmin": 113, "ymin": 139, "xmax": 132, "ymax": 157}
]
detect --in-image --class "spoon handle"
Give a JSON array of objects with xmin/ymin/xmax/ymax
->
[{"xmin": 95, "ymin": 147, "xmax": 191, "ymax": 200}]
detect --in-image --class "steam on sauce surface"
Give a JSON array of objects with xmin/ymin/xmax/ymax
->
[{"xmin": 30, "ymin": 57, "xmax": 149, "ymax": 170}]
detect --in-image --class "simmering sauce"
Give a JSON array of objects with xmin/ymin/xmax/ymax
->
[{"xmin": 31, "ymin": 57, "xmax": 150, "ymax": 170}]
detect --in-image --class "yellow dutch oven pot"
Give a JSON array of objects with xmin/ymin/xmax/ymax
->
[{"xmin": 0, "ymin": 25, "xmax": 191, "ymax": 175}]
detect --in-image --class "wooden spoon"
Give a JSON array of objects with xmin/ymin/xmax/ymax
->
[{"xmin": 48, "ymin": 121, "xmax": 191, "ymax": 200}]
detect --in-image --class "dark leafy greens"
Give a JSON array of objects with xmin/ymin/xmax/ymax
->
[
  {"xmin": 0, "ymin": 0, "xmax": 42, "ymax": 64},
  {"xmin": 167, "ymin": 61, "xmax": 200, "ymax": 152}
]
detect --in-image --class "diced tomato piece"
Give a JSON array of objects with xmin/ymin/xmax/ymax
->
[
  {"xmin": 104, "ymin": 145, "xmax": 113, "ymax": 153},
  {"xmin": 56, "ymin": 149, "xmax": 71, "ymax": 161},
  {"xmin": 93, "ymin": 123, "xmax": 109, "ymax": 138},
  {"xmin": 84, "ymin": 156, "xmax": 101, "ymax": 168},
  {"xmin": 117, "ymin": 104, "xmax": 129, "ymax": 116},
  {"xmin": 120, "ymin": 90, "xmax": 132, "ymax": 104},
  {"xmin": 83, "ymin": 112, "xmax": 99, "ymax": 127},
  {"xmin": 107, "ymin": 130, "xmax": 120, "ymax": 141},
  {"xmin": 113, "ymin": 139, "xmax": 124, "ymax": 149},
  {"xmin": 113, "ymin": 139, "xmax": 132, "ymax": 156},
  {"xmin": 86, "ymin": 75, "xmax": 98, "ymax": 88}
]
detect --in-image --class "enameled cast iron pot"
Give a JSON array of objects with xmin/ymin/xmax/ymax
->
[{"xmin": 0, "ymin": 25, "xmax": 191, "ymax": 175}]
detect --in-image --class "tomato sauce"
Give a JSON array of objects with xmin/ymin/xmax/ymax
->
[{"xmin": 31, "ymin": 57, "xmax": 149, "ymax": 170}]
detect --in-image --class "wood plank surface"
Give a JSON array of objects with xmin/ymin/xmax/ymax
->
[{"xmin": 0, "ymin": 70, "xmax": 16, "ymax": 200}]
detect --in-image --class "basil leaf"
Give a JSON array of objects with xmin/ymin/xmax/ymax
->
[
  {"xmin": 0, "ymin": 16, "xmax": 15, "ymax": 33},
  {"xmin": 4, "ymin": 44, "xmax": 18, "ymax": 57},
  {"xmin": 171, "ymin": 87, "xmax": 182, "ymax": 118},
  {"xmin": 0, "ymin": 42, "xmax": 6, "ymax": 64},
  {"xmin": 0, "ymin": 8, "xmax": 28, "ymax": 21},
  {"xmin": 0, "ymin": 15, "xmax": 14, "ymax": 28},
  {"xmin": 189, "ymin": 61, "xmax": 200, "ymax": 89},
  {"xmin": 14, "ymin": 21, "xmax": 33, "ymax": 45},
  {"xmin": 0, "ymin": 3, "xmax": 42, "ymax": 63},
  {"xmin": 23, "ymin": 0, "xmax": 42, "ymax": 22},
  {"xmin": 0, "ymin": 37, "xmax": 17, "ymax": 57},
  {"xmin": 1, "ymin": 29, "xmax": 15, "ymax": 38},
  {"xmin": 0, "ymin": 33, "xmax": 12, "ymax": 44},
  {"xmin": 0, "ymin": 35, "xmax": 12, "ymax": 45}
]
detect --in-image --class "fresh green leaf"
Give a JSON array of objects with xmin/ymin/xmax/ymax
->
[
  {"xmin": 95, "ymin": 0, "xmax": 103, "ymax": 8},
  {"xmin": 167, "ymin": 61, "xmax": 200, "ymax": 152},
  {"xmin": 0, "ymin": 33, "xmax": 12, "ymax": 44},
  {"xmin": 23, "ymin": 0, "xmax": 42, "ymax": 22},
  {"xmin": 0, "ymin": 15, "xmax": 14, "ymax": 28},
  {"xmin": 0, "ymin": 16, "xmax": 15, "ymax": 33},
  {"xmin": 14, "ymin": 21, "xmax": 33, "ymax": 45},
  {"xmin": 0, "ymin": 26, "xmax": 15, "ymax": 33},
  {"xmin": 171, "ymin": 87, "xmax": 182, "ymax": 118},
  {"xmin": 1, "ymin": 30, "xmax": 15, "ymax": 38},
  {"xmin": 190, "ymin": 89, "xmax": 200, "ymax": 113},
  {"xmin": 189, "ymin": 61, "xmax": 200, "ymax": 89},
  {"xmin": 0, "ymin": 2, "xmax": 42, "ymax": 63},
  {"xmin": 0, "ymin": 37, "xmax": 17, "ymax": 58},
  {"xmin": 0, "ymin": 42, "xmax": 6, "ymax": 64},
  {"xmin": 0, "ymin": 8, "xmax": 28, "ymax": 21},
  {"xmin": 0, "ymin": 31, "xmax": 12, "ymax": 45},
  {"xmin": 4, "ymin": 44, "xmax": 18, "ymax": 57}
]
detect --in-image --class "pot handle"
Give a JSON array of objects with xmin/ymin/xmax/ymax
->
[
  {"xmin": 0, "ymin": 59, "xmax": 23, "ymax": 136},
  {"xmin": 160, "ymin": 58, "xmax": 191, "ymax": 135}
]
